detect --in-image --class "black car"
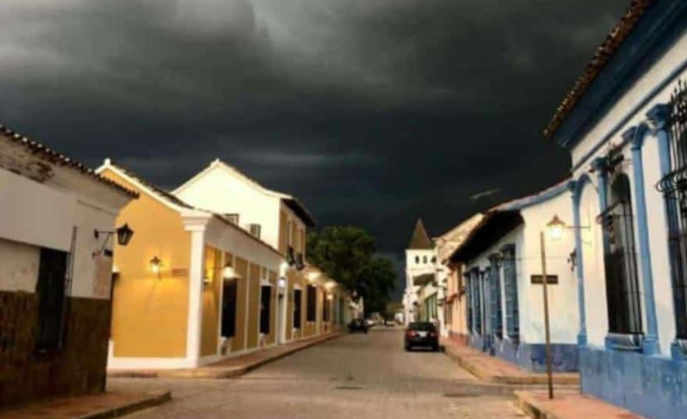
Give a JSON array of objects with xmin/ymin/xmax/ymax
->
[
  {"xmin": 404, "ymin": 322, "xmax": 439, "ymax": 351},
  {"xmin": 348, "ymin": 319, "xmax": 369, "ymax": 333}
]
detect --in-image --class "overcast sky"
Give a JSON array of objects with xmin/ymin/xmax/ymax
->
[{"xmin": 0, "ymin": 0, "xmax": 631, "ymax": 297}]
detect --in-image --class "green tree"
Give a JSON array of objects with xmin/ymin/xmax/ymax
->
[{"xmin": 307, "ymin": 226, "xmax": 396, "ymax": 316}]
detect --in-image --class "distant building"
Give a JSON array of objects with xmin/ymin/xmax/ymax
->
[
  {"xmin": 544, "ymin": 1, "xmax": 687, "ymax": 416},
  {"xmin": 436, "ymin": 214, "xmax": 483, "ymax": 343},
  {"xmin": 0, "ymin": 125, "xmax": 137, "ymax": 409},
  {"xmin": 449, "ymin": 180, "xmax": 579, "ymax": 372},
  {"xmin": 98, "ymin": 159, "xmax": 347, "ymax": 370},
  {"xmin": 403, "ymin": 219, "xmax": 436, "ymax": 325}
]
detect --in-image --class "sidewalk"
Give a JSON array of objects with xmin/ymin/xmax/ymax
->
[
  {"xmin": 0, "ymin": 390, "xmax": 171, "ymax": 419},
  {"xmin": 109, "ymin": 332, "xmax": 342, "ymax": 379},
  {"xmin": 441, "ymin": 339, "xmax": 579, "ymax": 385},
  {"xmin": 516, "ymin": 390, "xmax": 647, "ymax": 419}
]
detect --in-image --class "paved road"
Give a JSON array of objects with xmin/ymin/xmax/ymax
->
[{"xmin": 110, "ymin": 329, "xmax": 525, "ymax": 419}]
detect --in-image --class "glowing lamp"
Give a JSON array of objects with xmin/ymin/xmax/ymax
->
[{"xmin": 546, "ymin": 215, "xmax": 566, "ymax": 241}]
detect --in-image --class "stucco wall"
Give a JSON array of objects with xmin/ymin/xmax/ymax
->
[
  {"xmin": 100, "ymin": 169, "xmax": 192, "ymax": 359},
  {"xmin": 174, "ymin": 164, "xmax": 282, "ymax": 250},
  {"xmin": 0, "ymin": 238, "xmax": 39, "ymax": 292},
  {"xmin": 520, "ymin": 190, "xmax": 579, "ymax": 345}
]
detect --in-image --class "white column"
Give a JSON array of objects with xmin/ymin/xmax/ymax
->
[{"xmin": 186, "ymin": 225, "xmax": 206, "ymax": 368}]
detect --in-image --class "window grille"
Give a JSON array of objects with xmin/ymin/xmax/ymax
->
[
  {"xmin": 657, "ymin": 79, "xmax": 687, "ymax": 339},
  {"xmin": 489, "ymin": 256, "xmax": 503, "ymax": 338},
  {"xmin": 598, "ymin": 172, "xmax": 643, "ymax": 336},
  {"xmin": 501, "ymin": 244, "xmax": 519, "ymax": 342}
]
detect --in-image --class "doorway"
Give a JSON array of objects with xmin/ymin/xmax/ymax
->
[{"xmin": 277, "ymin": 292, "xmax": 287, "ymax": 344}]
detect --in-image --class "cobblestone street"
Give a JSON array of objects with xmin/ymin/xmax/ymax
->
[{"xmin": 109, "ymin": 329, "xmax": 525, "ymax": 419}]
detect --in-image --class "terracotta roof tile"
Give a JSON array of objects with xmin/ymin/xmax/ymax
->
[
  {"xmin": 544, "ymin": 0, "xmax": 659, "ymax": 140},
  {"xmin": 0, "ymin": 124, "xmax": 138, "ymax": 198}
]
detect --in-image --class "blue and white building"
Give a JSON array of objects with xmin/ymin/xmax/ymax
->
[
  {"xmin": 544, "ymin": 1, "xmax": 687, "ymax": 417},
  {"xmin": 449, "ymin": 180, "xmax": 580, "ymax": 372}
]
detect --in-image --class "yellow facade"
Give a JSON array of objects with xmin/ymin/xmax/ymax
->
[
  {"xmin": 103, "ymin": 165, "xmax": 341, "ymax": 368},
  {"xmin": 232, "ymin": 257, "xmax": 249, "ymax": 351},
  {"xmin": 201, "ymin": 247, "xmax": 222, "ymax": 357},
  {"xmin": 267, "ymin": 270, "xmax": 278, "ymax": 345},
  {"xmin": 101, "ymin": 168, "xmax": 191, "ymax": 358},
  {"xmin": 247, "ymin": 262, "xmax": 260, "ymax": 349}
]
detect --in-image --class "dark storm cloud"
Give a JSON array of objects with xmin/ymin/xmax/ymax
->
[{"xmin": 0, "ymin": 0, "xmax": 631, "ymax": 296}]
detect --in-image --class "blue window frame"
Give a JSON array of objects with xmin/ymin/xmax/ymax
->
[
  {"xmin": 501, "ymin": 244, "xmax": 519, "ymax": 342},
  {"xmin": 472, "ymin": 269, "xmax": 482, "ymax": 334},
  {"xmin": 465, "ymin": 273, "xmax": 473, "ymax": 332},
  {"xmin": 489, "ymin": 254, "xmax": 503, "ymax": 338}
]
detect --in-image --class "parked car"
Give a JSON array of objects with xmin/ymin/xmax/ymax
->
[
  {"xmin": 348, "ymin": 319, "xmax": 369, "ymax": 333},
  {"xmin": 404, "ymin": 322, "xmax": 439, "ymax": 351}
]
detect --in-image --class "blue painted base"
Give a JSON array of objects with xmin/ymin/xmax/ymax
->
[
  {"xmin": 469, "ymin": 334, "xmax": 579, "ymax": 372},
  {"xmin": 496, "ymin": 338, "xmax": 579, "ymax": 373},
  {"xmin": 580, "ymin": 346, "xmax": 687, "ymax": 419},
  {"xmin": 468, "ymin": 333, "xmax": 487, "ymax": 353}
]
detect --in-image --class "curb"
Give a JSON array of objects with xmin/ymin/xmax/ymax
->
[
  {"xmin": 443, "ymin": 346, "xmax": 580, "ymax": 386},
  {"xmin": 515, "ymin": 391, "xmax": 559, "ymax": 419},
  {"xmin": 109, "ymin": 333, "xmax": 343, "ymax": 380},
  {"xmin": 78, "ymin": 391, "xmax": 172, "ymax": 419}
]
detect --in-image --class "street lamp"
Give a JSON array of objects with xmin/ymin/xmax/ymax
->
[{"xmin": 538, "ymin": 215, "xmax": 578, "ymax": 400}]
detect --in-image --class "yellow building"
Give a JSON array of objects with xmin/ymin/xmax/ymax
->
[{"xmin": 98, "ymin": 159, "xmax": 346, "ymax": 370}]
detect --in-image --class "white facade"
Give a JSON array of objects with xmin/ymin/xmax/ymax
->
[
  {"xmin": 567, "ymin": 31, "xmax": 687, "ymax": 358},
  {"xmin": 451, "ymin": 180, "xmax": 580, "ymax": 372},
  {"xmin": 403, "ymin": 247, "xmax": 435, "ymax": 324},
  {"xmin": 173, "ymin": 159, "xmax": 311, "ymax": 251},
  {"xmin": 463, "ymin": 187, "xmax": 579, "ymax": 345},
  {"xmin": 0, "ymin": 140, "xmax": 134, "ymax": 300}
]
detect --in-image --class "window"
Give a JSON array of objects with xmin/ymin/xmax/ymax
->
[
  {"xmin": 501, "ymin": 244, "xmax": 519, "ymax": 341},
  {"xmin": 221, "ymin": 281, "xmax": 238, "ymax": 337},
  {"xmin": 293, "ymin": 289, "xmax": 303, "ymax": 329},
  {"xmin": 465, "ymin": 273, "xmax": 473, "ymax": 331},
  {"xmin": 473, "ymin": 270, "xmax": 482, "ymax": 334},
  {"xmin": 249, "ymin": 224, "xmax": 261, "ymax": 239},
  {"xmin": 659, "ymin": 79, "xmax": 687, "ymax": 340},
  {"xmin": 415, "ymin": 256, "xmax": 419, "ymax": 264},
  {"xmin": 35, "ymin": 248, "xmax": 69, "ymax": 352},
  {"xmin": 260, "ymin": 286, "xmax": 272, "ymax": 335},
  {"xmin": 600, "ymin": 171, "xmax": 643, "ymax": 337},
  {"xmin": 306, "ymin": 285, "xmax": 317, "ymax": 322},
  {"xmin": 489, "ymin": 255, "xmax": 503, "ymax": 338},
  {"xmin": 423, "ymin": 256, "xmax": 428, "ymax": 264}
]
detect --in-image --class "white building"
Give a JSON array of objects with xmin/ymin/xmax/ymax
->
[
  {"xmin": 403, "ymin": 219, "xmax": 437, "ymax": 325},
  {"xmin": 0, "ymin": 124, "xmax": 137, "ymax": 408},
  {"xmin": 544, "ymin": 1, "xmax": 687, "ymax": 416},
  {"xmin": 449, "ymin": 180, "xmax": 580, "ymax": 372}
]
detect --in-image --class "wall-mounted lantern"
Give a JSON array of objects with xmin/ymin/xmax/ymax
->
[
  {"xmin": 546, "ymin": 214, "xmax": 589, "ymax": 242},
  {"xmin": 223, "ymin": 262, "xmax": 238, "ymax": 280},
  {"xmin": 94, "ymin": 223, "xmax": 135, "ymax": 256},
  {"xmin": 277, "ymin": 277, "xmax": 287, "ymax": 288},
  {"xmin": 150, "ymin": 256, "xmax": 163, "ymax": 279},
  {"xmin": 547, "ymin": 215, "xmax": 566, "ymax": 241}
]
